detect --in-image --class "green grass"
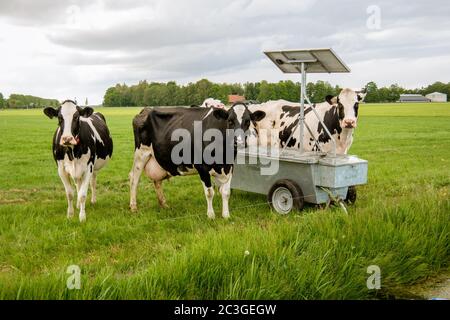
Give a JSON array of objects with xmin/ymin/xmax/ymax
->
[{"xmin": 0, "ymin": 103, "xmax": 449, "ymax": 299}]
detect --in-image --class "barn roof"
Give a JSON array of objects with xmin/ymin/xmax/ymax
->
[{"xmin": 399, "ymin": 94, "xmax": 430, "ymax": 102}]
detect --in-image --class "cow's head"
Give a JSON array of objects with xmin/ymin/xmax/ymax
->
[
  {"xmin": 213, "ymin": 103, "xmax": 266, "ymax": 147},
  {"xmin": 326, "ymin": 88, "xmax": 366, "ymax": 129},
  {"xmin": 44, "ymin": 100, "xmax": 94, "ymax": 147}
]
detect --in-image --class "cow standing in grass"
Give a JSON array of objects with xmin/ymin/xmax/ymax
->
[
  {"xmin": 129, "ymin": 104, "xmax": 265, "ymax": 219},
  {"xmin": 43, "ymin": 100, "xmax": 113, "ymax": 222},
  {"xmin": 248, "ymin": 88, "xmax": 366, "ymax": 154}
]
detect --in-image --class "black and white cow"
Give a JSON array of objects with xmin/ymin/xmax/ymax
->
[
  {"xmin": 129, "ymin": 104, "xmax": 265, "ymax": 219},
  {"xmin": 248, "ymin": 88, "xmax": 366, "ymax": 154},
  {"xmin": 43, "ymin": 100, "xmax": 113, "ymax": 222}
]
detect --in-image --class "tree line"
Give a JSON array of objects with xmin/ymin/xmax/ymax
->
[
  {"xmin": 1, "ymin": 80, "xmax": 448, "ymax": 110},
  {"xmin": 0, "ymin": 94, "xmax": 59, "ymax": 109},
  {"xmin": 102, "ymin": 80, "xmax": 450, "ymax": 107},
  {"xmin": 102, "ymin": 79, "xmax": 343, "ymax": 107}
]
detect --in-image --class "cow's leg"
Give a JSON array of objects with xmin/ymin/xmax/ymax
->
[
  {"xmin": 154, "ymin": 180, "xmax": 168, "ymax": 208},
  {"xmin": 215, "ymin": 173, "xmax": 232, "ymax": 219},
  {"xmin": 198, "ymin": 171, "xmax": 215, "ymax": 219},
  {"xmin": 129, "ymin": 146, "xmax": 152, "ymax": 212},
  {"xmin": 75, "ymin": 178, "xmax": 82, "ymax": 209},
  {"xmin": 58, "ymin": 162, "xmax": 74, "ymax": 218},
  {"xmin": 77, "ymin": 165, "xmax": 93, "ymax": 222},
  {"xmin": 90, "ymin": 172, "xmax": 97, "ymax": 204}
]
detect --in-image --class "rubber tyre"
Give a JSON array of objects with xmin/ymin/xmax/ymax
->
[
  {"xmin": 268, "ymin": 179, "xmax": 304, "ymax": 214},
  {"xmin": 345, "ymin": 186, "xmax": 357, "ymax": 204}
]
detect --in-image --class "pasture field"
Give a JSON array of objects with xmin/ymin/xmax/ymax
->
[{"xmin": 0, "ymin": 102, "xmax": 449, "ymax": 299}]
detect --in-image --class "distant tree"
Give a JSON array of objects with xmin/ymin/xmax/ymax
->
[
  {"xmin": 5, "ymin": 94, "xmax": 59, "ymax": 109},
  {"xmin": 101, "ymin": 79, "xmax": 450, "ymax": 106},
  {"xmin": 306, "ymin": 81, "xmax": 336, "ymax": 103},
  {"xmin": 257, "ymin": 81, "xmax": 277, "ymax": 102},
  {"xmin": 244, "ymin": 82, "xmax": 258, "ymax": 100},
  {"xmin": 0, "ymin": 92, "xmax": 4, "ymax": 109},
  {"xmin": 364, "ymin": 81, "xmax": 380, "ymax": 103},
  {"xmin": 103, "ymin": 86, "xmax": 122, "ymax": 107},
  {"xmin": 422, "ymin": 81, "xmax": 450, "ymax": 101}
]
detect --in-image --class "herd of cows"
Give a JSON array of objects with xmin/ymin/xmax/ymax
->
[{"xmin": 43, "ymin": 88, "xmax": 366, "ymax": 222}]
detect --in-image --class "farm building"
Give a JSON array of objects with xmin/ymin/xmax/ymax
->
[
  {"xmin": 228, "ymin": 94, "xmax": 245, "ymax": 104},
  {"xmin": 425, "ymin": 92, "xmax": 447, "ymax": 102},
  {"xmin": 398, "ymin": 94, "xmax": 431, "ymax": 103}
]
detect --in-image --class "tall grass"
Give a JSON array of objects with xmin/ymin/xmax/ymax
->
[{"xmin": 0, "ymin": 103, "xmax": 449, "ymax": 299}]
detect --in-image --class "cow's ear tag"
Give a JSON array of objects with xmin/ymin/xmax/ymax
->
[{"xmin": 213, "ymin": 109, "xmax": 229, "ymax": 120}]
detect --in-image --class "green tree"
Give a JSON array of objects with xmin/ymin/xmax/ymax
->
[
  {"xmin": 103, "ymin": 86, "xmax": 119, "ymax": 107},
  {"xmin": 306, "ymin": 81, "xmax": 335, "ymax": 103},
  {"xmin": 257, "ymin": 81, "xmax": 277, "ymax": 102},
  {"xmin": 5, "ymin": 94, "xmax": 59, "ymax": 109},
  {"xmin": 244, "ymin": 82, "xmax": 258, "ymax": 100},
  {"xmin": 0, "ymin": 92, "xmax": 4, "ymax": 109},
  {"xmin": 364, "ymin": 81, "xmax": 379, "ymax": 103}
]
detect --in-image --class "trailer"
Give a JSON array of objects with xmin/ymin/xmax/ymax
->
[{"xmin": 230, "ymin": 48, "xmax": 368, "ymax": 214}]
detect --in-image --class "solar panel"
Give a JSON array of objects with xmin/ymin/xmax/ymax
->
[{"xmin": 264, "ymin": 48, "xmax": 350, "ymax": 74}]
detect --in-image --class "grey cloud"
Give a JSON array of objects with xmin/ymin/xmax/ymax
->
[
  {"xmin": 0, "ymin": 0, "xmax": 449, "ymax": 104},
  {"xmin": 0, "ymin": 0, "xmax": 92, "ymax": 26}
]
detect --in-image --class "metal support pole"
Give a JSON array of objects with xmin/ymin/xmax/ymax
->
[
  {"xmin": 304, "ymin": 95, "xmax": 337, "ymax": 156},
  {"xmin": 299, "ymin": 62, "xmax": 306, "ymax": 154}
]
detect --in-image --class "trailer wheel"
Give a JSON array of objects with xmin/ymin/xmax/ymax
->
[
  {"xmin": 345, "ymin": 186, "xmax": 357, "ymax": 204},
  {"xmin": 268, "ymin": 179, "xmax": 304, "ymax": 214}
]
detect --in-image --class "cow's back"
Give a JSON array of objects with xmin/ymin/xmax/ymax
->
[{"xmin": 132, "ymin": 106, "xmax": 228, "ymax": 176}]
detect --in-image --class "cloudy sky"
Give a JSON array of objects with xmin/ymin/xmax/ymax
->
[{"xmin": 0, "ymin": 0, "xmax": 449, "ymax": 104}]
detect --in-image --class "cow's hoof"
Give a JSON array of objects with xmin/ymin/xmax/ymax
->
[
  {"xmin": 160, "ymin": 203, "xmax": 169, "ymax": 209},
  {"xmin": 79, "ymin": 214, "xmax": 86, "ymax": 223},
  {"xmin": 222, "ymin": 212, "xmax": 230, "ymax": 219},
  {"xmin": 130, "ymin": 204, "xmax": 138, "ymax": 212},
  {"xmin": 91, "ymin": 198, "xmax": 97, "ymax": 205},
  {"xmin": 67, "ymin": 211, "xmax": 74, "ymax": 219},
  {"xmin": 207, "ymin": 212, "xmax": 215, "ymax": 219}
]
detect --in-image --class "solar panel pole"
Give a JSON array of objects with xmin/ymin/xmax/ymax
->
[{"xmin": 299, "ymin": 62, "xmax": 306, "ymax": 154}]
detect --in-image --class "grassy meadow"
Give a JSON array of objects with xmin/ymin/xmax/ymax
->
[{"xmin": 0, "ymin": 102, "xmax": 449, "ymax": 299}]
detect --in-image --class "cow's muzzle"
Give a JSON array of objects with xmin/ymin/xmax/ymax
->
[
  {"xmin": 343, "ymin": 119, "xmax": 357, "ymax": 129},
  {"xmin": 60, "ymin": 136, "xmax": 79, "ymax": 146}
]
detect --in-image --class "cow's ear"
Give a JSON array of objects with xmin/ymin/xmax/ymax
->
[
  {"xmin": 43, "ymin": 107, "xmax": 58, "ymax": 119},
  {"xmin": 250, "ymin": 110, "xmax": 266, "ymax": 122},
  {"xmin": 326, "ymin": 95, "xmax": 338, "ymax": 105},
  {"xmin": 213, "ymin": 108, "xmax": 229, "ymax": 120},
  {"xmin": 78, "ymin": 106, "xmax": 94, "ymax": 118},
  {"xmin": 357, "ymin": 92, "xmax": 367, "ymax": 102}
]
